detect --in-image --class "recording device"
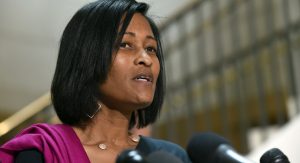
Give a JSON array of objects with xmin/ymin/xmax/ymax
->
[
  {"xmin": 187, "ymin": 132, "xmax": 254, "ymax": 163},
  {"xmin": 116, "ymin": 149, "xmax": 183, "ymax": 163},
  {"xmin": 260, "ymin": 148, "xmax": 290, "ymax": 163}
]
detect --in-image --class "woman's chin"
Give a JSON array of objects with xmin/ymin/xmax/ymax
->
[{"xmin": 135, "ymin": 99, "xmax": 153, "ymax": 109}]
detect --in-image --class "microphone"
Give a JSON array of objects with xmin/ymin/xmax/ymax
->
[
  {"xmin": 116, "ymin": 149, "xmax": 148, "ymax": 163},
  {"xmin": 146, "ymin": 150, "xmax": 183, "ymax": 163},
  {"xmin": 260, "ymin": 148, "xmax": 290, "ymax": 163},
  {"xmin": 187, "ymin": 132, "xmax": 254, "ymax": 163},
  {"xmin": 116, "ymin": 149, "xmax": 183, "ymax": 163}
]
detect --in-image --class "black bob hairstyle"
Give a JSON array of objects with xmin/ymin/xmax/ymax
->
[{"xmin": 51, "ymin": 0, "xmax": 165, "ymax": 129}]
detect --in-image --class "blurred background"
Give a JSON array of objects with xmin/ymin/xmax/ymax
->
[{"xmin": 1, "ymin": 0, "xmax": 300, "ymax": 162}]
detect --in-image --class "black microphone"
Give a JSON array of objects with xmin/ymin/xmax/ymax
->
[
  {"xmin": 146, "ymin": 150, "xmax": 183, "ymax": 163},
  {"xmin": 116, "ymin": 149, "xmax": 148, "ymax": 163},
  {"xmin": 260, "ymin": 148, "xmax": 290, "ymax": 163},
  {"xmin": 187, "ymin": 132, "xmax": 254, "ymax": 163},
  {"xmin": 116, "ymin": 149, "xmax": 183, "ymax": 163}
]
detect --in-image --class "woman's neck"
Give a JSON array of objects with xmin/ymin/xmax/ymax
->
[{"xmin": 73, "ymin": 105, "xmax": 134, "ymax": 146}]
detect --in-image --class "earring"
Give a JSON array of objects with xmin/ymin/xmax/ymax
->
[{"xmin": 86, "ymin": 103, "xmax": 102, "ymax": 119}]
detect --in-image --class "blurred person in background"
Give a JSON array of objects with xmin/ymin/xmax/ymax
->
[{"xmin": 0, "ymin": 0, "xmax": 191, "ymax": 163}]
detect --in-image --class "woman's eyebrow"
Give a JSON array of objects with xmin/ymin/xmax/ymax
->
[
  {"xmin": 146, "ymin": 35, "xmax": 157, "ymax": 41},
  {"xmin": 124, "ymin": 32, "xmax": 156, "ymax": 41},
  {"xmin": 124, "ymin": 31, "xmax": 135, "ymax": 36}
]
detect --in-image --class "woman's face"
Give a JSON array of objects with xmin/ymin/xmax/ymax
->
[{"xmin": 99, "ymin": 13, "xmax": 160, "ymax": 111}]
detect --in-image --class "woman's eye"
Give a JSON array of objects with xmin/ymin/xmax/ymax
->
[
  {"xmin": 120, "ymin": 42, "xmax": 131, "ymax": 48},
  {"xmin": 146, "ymin": 47, "xmax": 157, "ymax": 54}
]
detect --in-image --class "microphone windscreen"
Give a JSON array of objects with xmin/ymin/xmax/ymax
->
[
  {"xmin": 260, "ymin": 148, "xmax": 290, "ymax": 163},
  {"xmin": 146, "ymin": 150, "xmax": 183, "ymax": 163},
  {"xmin": 116, "ymin": 149, "xmax": 148, "ymax": 163},
  {"xmin": 186, "ymin": 132, "xmax": 231, "ymax": 163}
]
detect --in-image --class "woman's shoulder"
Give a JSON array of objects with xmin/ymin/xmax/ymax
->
[
  {"xmin": 21, "ymin": 123, "xmax": 71, "ymax": 132},
  {"xmin": 1, "ymin": 123, "xmax": 71, "ymax": 153},
  {"xmin": 0, "ymin": 123, "xmax": 89, "ymax": 163},
  {"xmin": 137, "ymin": 136, "xmax": 192, "ymax": 163},
  {"xmin": 16, "ymin": 123, "xmax": 77, "ymax": 139}
]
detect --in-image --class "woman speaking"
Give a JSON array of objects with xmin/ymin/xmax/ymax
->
[{"xmin": 0, "ymin": 0, "xmax": 191, "ymax": 162}]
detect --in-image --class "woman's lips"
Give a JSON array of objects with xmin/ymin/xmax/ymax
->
[{"xmin": 133, "ymin": 73, "xmax": 153, "ymax": 83}]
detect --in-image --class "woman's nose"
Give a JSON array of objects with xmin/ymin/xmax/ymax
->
[{"xmin": 134, "ymin": 49, "xmax": 152, "ymax": 66}]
